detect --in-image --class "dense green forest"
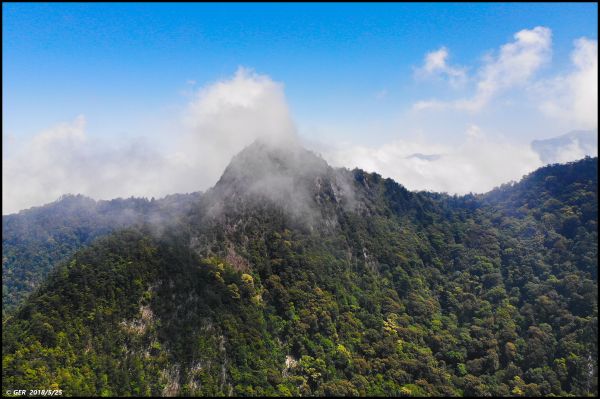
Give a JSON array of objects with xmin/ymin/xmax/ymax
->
[
  {"xmin": 2, "ymin": 143, "xmax": 597, "ymax": 397},
  {"xmin": 2, "ymin": 192, "xmax": 201, "ymax": 316}
]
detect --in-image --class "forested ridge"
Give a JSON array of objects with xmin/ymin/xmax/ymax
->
[
  {"xmin": 2, "ymin": 192, "xmax": 201, "ymax": 316},
  {"xmin": 2, "ymin": 143, "xmax": 597, "ymax": 397}
]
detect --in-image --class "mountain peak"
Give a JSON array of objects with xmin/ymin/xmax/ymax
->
[
  {"xmin": 206, "ymin": 139, "xmax": 356, "ymax": 226},
  {"xmin": 217, "ymin": 139, "xmax": 329, "ymax": 188}
]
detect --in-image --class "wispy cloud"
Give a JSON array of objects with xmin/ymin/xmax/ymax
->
[
  {"xmin": 414, "ymin": 46, "xmax": 467, "ymax": 87},
  {"xmin": 414, "ymin": 26, "xmax": 552, "ymax": 112}
]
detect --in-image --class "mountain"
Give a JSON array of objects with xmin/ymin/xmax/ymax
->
[
  {"xmin": 2, "ymin": 142, "xmax": 597, "ymax": 397},
  {"xmin": 2, "ymin": 192, "xmax": 201, "ymax": 316},
  {"xmin": 531, "ymin": 130, "xmax": 598, "ymax": 164}
]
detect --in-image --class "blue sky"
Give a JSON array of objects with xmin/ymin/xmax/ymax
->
[
  {"xmin": 2, "ymin": 3, "xmax": 598, "ymax": 213},
  {"xmin": 3, "ymin": 3, "xmax": 597, "ymax": 139}
]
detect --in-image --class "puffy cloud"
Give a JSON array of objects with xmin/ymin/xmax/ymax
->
[
  {"xmin": 176, "ymin": 66, "xmax": 297, "ymax": 187},
  {"xmin": 2, "ymin": 68, "xmax": 297, "ymax": 214},
  {"xmin": 537, "ymin": 37, "xmax": 598, "ymax": 129},
  {"xmin": 320, "ymin": 126, "xmax": 543, "ymax": 195},
  {"xmin": 414, "ymin": 26, "xmax": 552, "ymax": 111}
]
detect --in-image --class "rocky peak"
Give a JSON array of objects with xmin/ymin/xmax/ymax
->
[
  {"xmin": 204, "ymin": 139, "xmax": 357, "ymax": 227},
  {"xmin": 215, "ymin": 139, "xmax": 330, "ymax": 190}
]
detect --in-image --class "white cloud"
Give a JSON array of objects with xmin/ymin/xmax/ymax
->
[
  {"xmin": 320, "ymin": 126, "xmax": 543, "ymax": 195},
  {"xmin": 176, "ymin": 67, "xmax": 297, "ymax": 187},
  {"xmin": 537, "ymin": 37, "xmax": 598, "ymax": 129},
  {"xmin": 415, "ymin": 46, "xmax": 467, "ymax": 87},
  {"xmin": 182, "ymin": 67, "xmax": 295, "ymax": 149},
  {"xmin": 551, "ymin": 139, "xmax": 592, "ymax": 164},
  {"xmin": 2, "ymin": 67, "xmax": 297, "ymax": 214},
  {"xmin": 414, "ymin": 26, "xmax": 552, "ymax": 112},
  {"xmin": 2, "ymin": 115, "xmax": 175, "ymax": 215}
]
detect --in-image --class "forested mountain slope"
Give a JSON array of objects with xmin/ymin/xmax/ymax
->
[
  {"xmin": 2, "ymin": 142, "xmax": 597, "ymax": 397},
  {"xmin": 2, "ymin": 192, "xmax": 201, "ymax": 315}
]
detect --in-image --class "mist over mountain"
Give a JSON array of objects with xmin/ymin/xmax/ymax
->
[
  {"xmin": 531, "ymin": 129, "xmax": 598, "ymax": 164},
  {"xmin": 203, "ymin": 140, "xmax": 360, "ymax": 230},
  {"xmin": 2, "ymin": 142, "xmax": 597, "ymax": 397},
  {"xmin": 2, "ymin": 191, "xmax": 201, "ymax": 315}
]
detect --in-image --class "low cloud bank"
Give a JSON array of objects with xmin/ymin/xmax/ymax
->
[
  {"xmin": 3, "ymin": 68, "xmax": 296, "ymax": 214},
  {"xmin": 318, "ymin": 127, "xmax": 544, "ymax": 195}
]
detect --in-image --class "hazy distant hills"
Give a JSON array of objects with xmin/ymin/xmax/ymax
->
[
  {"xmin": 531, "ymin": 129, "xmax": 598, "ymax": 164},
  {"xmin": 2, "ymin": 141, "xmax": 597, "ymax": 396}
]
